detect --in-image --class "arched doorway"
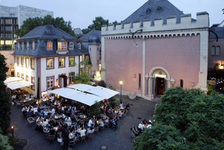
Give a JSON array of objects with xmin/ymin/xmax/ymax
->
[{"xmin": 151, "ymin": 69, "xmax": 168, "ymax": 97}]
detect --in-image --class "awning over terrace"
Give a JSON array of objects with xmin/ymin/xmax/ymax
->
[
  {"xmin": 48, "ymin": 84, "xmax": 119, "ymax": 106},
  {"xmin": 68, "ymin": 84, "xmax": 119, "ymax": 99},
  {"xmin": 48, "ymin": 88, "xmax": 102, "ymax": 106},
  {"xmin": 4, "ymin": 77, "xmax": 33, "ymax": 90}
]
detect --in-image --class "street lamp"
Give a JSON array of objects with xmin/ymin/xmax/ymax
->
[
  {"xmin": 10, "ymin": 125, "xmax": 14, "ymax": 137},
  {"xmin": 119, "ymin": 80, "xmax": 124, "ymax": 103}
]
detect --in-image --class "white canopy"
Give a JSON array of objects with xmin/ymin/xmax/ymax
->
[
  {"xmin": 48, "ymin": 88, "xmax": 102, "ymax": 106},
  {"xmin": 6, "ymin": 80, "xmax": 33, "ymax": 90},
  {"xmin": 4, "ymin": 77, "xmax": 23, "ymax": 84},
  {"xmin": 68, "ymin": 84, "xmax": 119, "ymax": 99}
]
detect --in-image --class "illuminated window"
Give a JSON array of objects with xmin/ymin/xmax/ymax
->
[
  {"xmin": 25, "ymin": 75, "xmax": 29, "ymax": 81},
  {"xmin": 21, "ymin": 42, "xmax": 24, "ymax": 50},
  {"xmin": 69, "ymin": 57, "xmax": 75, "ymax": 67},
  {"xmin": 21, "ymin": 73, "xmax": 24, "ymax": 79},
  {"xmin": 30, "ymin": 58, "xmax": 35, "ymax": 69},
  {"xmin": 16, "ymin": 56, "xmax": 19, "ymax": 66},
  {"xmin": 25, "ymin": 57, "xmax": 29, "ymax": 68},
  {"xmin": 69, "ymin": 72, "xmax": 75, "ymax": 84},
  {"xmin": 46, "ymin": 58, "xmax": 54, "ymax": 69},
  {"xmin": 47, "ymin": 41, "xmax": 53, "ymax": 50},
  {"xmin": 58, "ymin": 57, "xmax": 65, "ymax": 67},
  {"xmin": 46, "ymin": 76, "xmax": 54, "ymax": 90},
  {"xmin": 31, "ymin": 77, "xmax": 35, "ymax": 90},
  {"xmin": 26, "ymin": 41, "xmax": 29, "ymax": 49},
  {"xmin": 21, "ymin": 56, "xmax": 24, "ymax": 67},
  {"xmin": 58, "ymin": 41, "xmax": 67, "ymax": 50},
  {"xmin": 69, "ymin": 42, "xmax": 74, "ymax": 50}
]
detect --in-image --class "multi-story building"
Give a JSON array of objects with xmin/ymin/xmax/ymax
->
[
  {"xmin": 79, "ymin": 30, "xmax": 101, "ymax": 75},
  {"xmin": 0, "ymin": 5, "xmax": 53, "ymax": 75},
  {"xmin": 13, "ymin": 25, "xmax": 88, "ymax": 97},
  {"xmin": 208, "ymin": 22, "xmax": 224, "ymax": 71},
  {"xmin": 101, "ymin": 0, "xmax": 209, "ymax": 99}
]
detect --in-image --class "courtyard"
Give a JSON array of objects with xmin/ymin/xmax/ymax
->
[{"xmin": 11, "ymin": 96, "xmax": 157, "ymax": 150}]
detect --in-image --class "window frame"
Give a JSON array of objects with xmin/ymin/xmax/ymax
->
[
  {"xmin": 69, "ymin": 42, "xmax": 74, "ymax": 50},
  {"xmin": 46, "ymin": 76, "xmax": 54, "ymax": 90},
  {"xmin": 69, "ymin": 56, "xmax": 76, "ymax": 67},
  {"xmin": 69, "ymin": 72, "xmax": 75, "ymax": 84},
  {"xmin": 30, "ymin": 58, "xmax": 35, "ymax": 70},
  {"xmin": 58, "ymin": 57, "xmax": 65, "ymax": 68},
  {"xmin": 46, "ymin": 57, "xmax": 54, "ymax": 69},
  {"xmin": 47, "ymin": 41, "xmax": 53, "ymax": 50}
]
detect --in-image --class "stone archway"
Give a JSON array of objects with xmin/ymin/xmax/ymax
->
[{"xmin": 148, "ymin": 67, "xmax": 170, "ymax": 97}]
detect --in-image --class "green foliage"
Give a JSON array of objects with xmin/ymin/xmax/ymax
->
[
  {"xmin": 16, "ymin": 15, "xmax": 76, "ymax": 37},
  {"xmin": 0, "ymin": 132, "xmax": 12, "ymax": 150},
  {"xmin": 134, "ymin": 123, "xmax": 186, "ymax": 150},
  {"xmin": 134, "ymin": 87, "xmax": 224, "ymax": 149},
  {"xmin": 89, "ymin": 102, "xmax": 101, "ymax": 117},
  {"xmin": 74, "ymin": 59, "xmax": 92, "ymax": 84},
  {"xmin": 0, "ymin": 54, "xmax": 10, "ymax": 133},
  {"xmin": 108, "ymin": 97, "xmax": 118, "ymax": 109},
  {"xmin": 82, "ymin": 16, "xmax": 109, "ymax": 34}
]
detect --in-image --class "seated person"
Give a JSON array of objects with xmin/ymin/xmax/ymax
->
[
  {"xmin": 87, "ymin": 119, "xmax": 93, "ymax": 128},
  {"xmin": 138, "ymin": 122, "xmax": 144, "ymax": 131},
  {"xmin": 118, "ymin": 110, "xmax": 123, "ymax": 118},
  {"xmin": 57, "ymin": 135, "xmax": 63, "ymax": 145},
  {"xmin": 99, "ymin": 119, "xmax": 105, "ymax": 128},
  {"xmin": 78, "ymin": 127, "xmax": 86, "ymax": 137},
  {"xmin": 87, "ymin": 127, "xmax": 95, "ymax": 135}
]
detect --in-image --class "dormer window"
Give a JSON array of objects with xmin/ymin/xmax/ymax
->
[
  {"xmin": 47, "ymin": 41, "xmax": 53, "ymax": 50},
  {"xmin": 26, "ymin": 41, "xmax": 29, "ymax": 50},
  {"xmin": 58, "ymin": 41, "xmax": 67, "ymax": 50},
  {"xmin": 69, "ymin": 42, "xmax": 74, "ymax": 50},
  {"xmin": 21, "ymin": 42, "xmax": 24, "ymax": 50},
  {"xmin": 32, "ymin": 41, "xmax": 35, "ymax": 50}
]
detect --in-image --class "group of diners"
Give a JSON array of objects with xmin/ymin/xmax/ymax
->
[
  {"xmin": 131, "ymin": 119, "xmax": 152, "ymax": 137},
  {"xmin": 21, "ymin": 94, "xmax": 130, "ymax": 149}
]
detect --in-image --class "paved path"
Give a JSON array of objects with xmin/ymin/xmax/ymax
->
[{"xmin": 11, "ymin": 97, "xmax": 157, "ymax": 150}]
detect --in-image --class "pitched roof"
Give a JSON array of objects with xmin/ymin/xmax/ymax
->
[
  {"xmin": 122, "ymin": 0, "xmax": 184, "ymax": 24},
  {"xmin": 210, "ymin": 27, "xmax": 224, "ymax": 39},
  {"xmin": 18, "ymin": 24, "xmax": 76, "ymax": 40},
  {"xmin": 79, "ymin": 30, "xmax": 101, "ymax": 42}
]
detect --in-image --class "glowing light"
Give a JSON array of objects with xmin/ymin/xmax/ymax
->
[
  {"xmin": 154, "ymin": 74, "xmax": 167, "ymax": 78},
  {"xmin": 220, "ymin": 64, "xmax": 224, "ymax": 70},
  {"xmin": 119, "ymin": 80, "xmax": 124, "ymax": 85},
  {"xmin": 94, "ymin": 71, "xmax": 101, "ymax": 81}
]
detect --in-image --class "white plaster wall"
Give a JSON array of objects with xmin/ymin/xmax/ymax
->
[{"xmin": 40, "ymin": 56, "xmax": 79, "ymax": 92}]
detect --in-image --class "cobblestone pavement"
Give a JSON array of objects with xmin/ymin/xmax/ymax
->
[{"xmin": 11, "ymin": 96, "xmax": 157, "ymax": 150}]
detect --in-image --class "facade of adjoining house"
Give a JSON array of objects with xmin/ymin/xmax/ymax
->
[
  {"xmin": 208, "ymin": 23, "xmax": 224, "ymax": 71},
  {"xmin": 79, "ymin": 30, "xmax": 101, "ymax": 75},
  {"xmin": 13, "ymin": 25, "xmax": 87, "ymax": 97},
  {"xmin": 101, "ymin": 0, "xmax": 209, "ymax": 99}
]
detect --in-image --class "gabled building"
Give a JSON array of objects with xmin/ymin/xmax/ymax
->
[
  {"xmin": 13, "ymin": 25, "xmax": 88, "ymax": 97},
  {"xmin": 101, "ymin": 0, "xmax": 209, "ymax": 99}
]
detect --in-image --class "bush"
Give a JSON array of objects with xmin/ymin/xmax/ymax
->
[
  {"xmin": 108, "ymin": 97, "xmax": 118, "ymax": 109},
  {"xmin": 88, "ymin": 102, "xmax": 101, "ymax": 117},
  {"xmin": 0, "ymin": 132, "xmax": 12, "ymax": 150}
]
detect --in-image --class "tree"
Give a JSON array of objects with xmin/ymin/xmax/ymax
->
[
  {"xmin": 16, "ymin": 15, "xmax": 76, "ymax": 37},
  {"xmin": 0, "ymin": 132, "xmax": 12, "ymax": 150},
  {"xmin": 0, "ymin": 54, "xmax": 10, "ymax": 134},
  {"xmin": 134, "ymin": 124, "xmax": 186, "ymax": 150},
  {"xmin": 74, "ymin": 59, "xmax": 92, "ymax": 84},
  {"xmin": 134, "ymin": 87, "xmax": 224, "ymax": 150},
  {"xmin": 82, "ymin": 17, "xmax": 109, "ymax": 34}
]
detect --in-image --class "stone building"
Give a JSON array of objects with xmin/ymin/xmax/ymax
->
[
  {"xmin": 101, "ymin": 0, "xmax": 209, "ymax": 99},
  {"xmin": 13, "ymin": 25, "xmax": 87, "ymax": 97}
]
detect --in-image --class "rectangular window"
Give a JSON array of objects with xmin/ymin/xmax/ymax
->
[
  {"xmin": 69, "ymin": 72, "xmax": 75, "ymax": 84},
  {"xmin": 26, "ymin": 41, "xmax": 29, "ymax": 49},
  {"xmin": 21, "ymin": 42, "xmax": 24, "ymax": 50},
  {"xmin": 138, "ymin": 73, "xmax": 141, "ymax": 89},
  {"xmin": 180, "ymin": 79, "xmax": 183, "ymax": 88},
  {"xmin": 69, "ymin": 42, "xmax": 74, "ymax": 50},
  {"xmin": 69, "ymin": 57, "xmax": 75, "ymax": 67},
  {"xmin": 21, "ymin": 56, "xmax": 24, "ymax": 67},
  {"xmin": 216, "ymin": 46, "xmax": 220, "ymax": 56},
  {"xmin": 46, "ymin": 58, "xmax": 54, "ymax": 69},
  {"xmin": 25, "ymin": 75, "xmax": 29, "ymax": 81},
  {"xmin": 31, "ymin": 77, "xmax": 35, "ymax": 90},
  {"xmin": 25, "ymin": 57, "xmax": 29, "ymax": 68},
  {"xmin": 211, "ymin": 46, "xmax": 215, "ymax": 56},
  {"xmin": 17, "ymin": 72, "xmax": 20, "ymax": 77},
  {"xmin": 32, "ymin": 41, "xmax": 35, "ymax": 50},
  {"xmin": 30, "ymin": 58, "xmax": 35, "ymax": 69},
  {"xmin": 58, "ymin": 41, "xmax": 67, "ymax": 50},
  {"xmin": 47, "ymin": 41, "xmax": 53, "ymax": 50},
  {"xmin": 46, "ymin": 76, "xmax": 54, "ymax": 90},
  {"xmin": 58, "ymin": 57, "xmax": 65, "ymax": 67},
  {"xmin": 17, "ymin": 56, "xmax": 19, "ymax": 66},
  {"xmin": 21, "ymin": 73, "xmax": 24, "ymax": 79}
]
